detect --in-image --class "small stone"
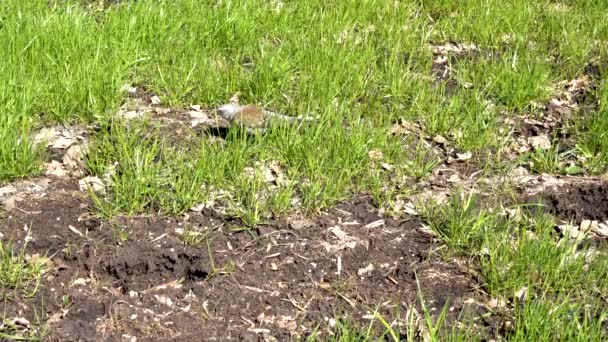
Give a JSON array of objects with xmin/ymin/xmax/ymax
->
[{"xmin": 380, "ymin": 162, "xmax": 394, "ymax": 171}]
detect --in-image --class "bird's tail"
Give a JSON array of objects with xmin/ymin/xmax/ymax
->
[{"xmin": 263, "ymin": 109, "xmax": 317, "ymax": 123}]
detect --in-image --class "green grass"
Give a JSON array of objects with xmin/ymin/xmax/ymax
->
[
  {"xmin": 0, "ymin": 239, "xmax": 46, "ymax": 298},
  {"xmin": 0, "ymin": 239, "xmax": 48, "ymax": 340},
  {"xmin": 418, "ymin": 191, "xmax": 608, "ymax": 341},
  {"xmin": 574, "ymin": 78, "xmax": 608, "ymax": 174},
  {"xmin": 2, "ymin": 0, "xmax": 608, "ymax": 340},
  {"xmin": 1, "ymin": 0, "xmax": 607, "ymax": 185}
]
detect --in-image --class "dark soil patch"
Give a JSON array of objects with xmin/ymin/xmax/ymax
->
[
  {"xmin": 526, "ymin": 181, "xmax": 608, "ymax": 224},
  {"xmin": 0, "ymin": 181, "xmax": 492, "ymax": 341}
]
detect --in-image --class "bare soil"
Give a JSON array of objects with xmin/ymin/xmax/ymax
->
[
  {"xmin": 528, "ymin": 181, "xmax": 608, "ymax": 224},
  {"xmin": 1, "ymin": 179, "xmax": 494, "ymax": 341}
]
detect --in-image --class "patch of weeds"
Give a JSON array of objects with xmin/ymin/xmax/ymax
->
[
  {"xmin": 86, "ymin": 117, "xmax": 418, "ymax": 222},
  {"xmin": 181, "ymin": 225, "xmax": 208, "ymax": 247},
  {"xmin": 425, "ymin": 192, "xmax": 608, "ymax": 340},
  {"xmin": 418, "ymin": 192, "xmax": 496, "ymax": 254},
  {"xmin": 368, "ymin": 136, "xmax": 439, "ymax": 213},
  {"xmin": 306, "ymin": 316, "xmax": 399, "ymax": 342},
  {"xmin": 0, "ymin": 239, "xmax": 47, "ymax": 298},
  {"xmin": 524, "ymin": 145, "xmax": 582, "ymax": 175},
  {"xmin": 112, "ymin": 225, "xmax": 129, "ymax": 245},
  {"xmin": 402, "ymin": 140, "xmax": 441, "ymax": 180},
  {"xmin": 481, "ymin": 209, "xmax": 608, "ymax": 298},
  {"xmin": 85, "ymin": 121, "xmax": 211, "ymax": 217},
  {"xmin": 204, "ymin": 239, "xmax": 235, "ymax": 281},
  {"xmin": 458, "ymin": 53, "xmax": 553, "ymax": 112},
  {"xmin": 415, "ymin": 275, "xmax": 453, "ymax": 342},
  {"xmin": 0, "ymin": 307, "xmax": 49, "ymax": 342},
  {"xmin": 573, "ymin": 80, "xmax": 608, "ymax": 174},
  {"xmin": 227, "ymin": 172, "xmax": 272, "ymax": 227},
  {"xmin": 508, "ymin": 294, "xmax": 607, "ymax": 341},
  {"xmin": 0, "ymin": 117, "xmax": 42, "ymax": 182},
  {"xmin": 305, "ymin": 292, "xmax": 471, "ymax": 341}
]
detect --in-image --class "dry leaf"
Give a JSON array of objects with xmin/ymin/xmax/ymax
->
[
  {"xmin": 321, "ymin": 226, "xmax": 360, "ymax": 253},
  {"xmin": 579, "ymin": 220, "xmax": 597, "ymax": 232},
  {"xmin": 45, "ymin": 160, "xmax": 68, "ymax": 177},
  {"xmin": 52, "ymin": 136, "xmax": 75, "ymax": 149},
  {"xmin": 528, "ymin": 135, "xmax": 551, "ymax": 150},
  {"xmin": 289, "ymin": 218, "xmax": 315, "ymax": 230},
  {"xmin": 368, "ymin": 150, "xmax": 384, "ymax": 161},
  {"xmin": 34, "ymin": 127, "xmax": 57, "ymax": 146},
  {"xmin": 363, "ymin": 220, "xmax": 385, "ymax": 229},
  {"xmin": 150, "ymin": 95, "xmax": 162, "ymax": 105},
  {"xmin": 593, "ymin": 222, "xmax": 608, "ymax": 237},
  {"xmin": 79, "ymin": 176, "xmax": 104, "ymax": 192},
  {"xmin": 487, "ymin": 298, "xmax": 507, "ymax": 309},
  {"xmin": 269, "ymin": 160, "xmax": 283, "ymax": 175},
  {"xmin": 390, "ymin": 119, "xmax": 421, "ymax": 136},
  {"xmin": 456, "ymin": 152, "xmax": 472, "ymax": 161},
  {"xmin": 154, "ymin": 294, "xmax": 174, "ymax": 307},
  {"xmin": 71, "ymin": 278, "xmax": 88, "ymax": 286},
  {"xmin": 189, "ymin": 110, "xmax": 207, "ymax": 119},
  {"xmin": 229, "ymin": 91, "xmax": 241, "ymax": 104},
  {"xmin": 357, "ymin": 263, "xmax": 375, "ymax": 277},
  {"xmin": 433, "ymin": 135, "xmax": 448, "ymax": 145}
]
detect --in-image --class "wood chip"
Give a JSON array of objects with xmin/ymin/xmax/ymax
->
[{"xmin": 363, "ymin": 220, "xmax": 385, "ymax": 229}]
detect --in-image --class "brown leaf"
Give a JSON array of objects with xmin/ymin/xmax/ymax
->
[
  {"xmin": 368, "ymin": 150, "xmax": 384, "ymax": 161},
  {"xmin": 229, "ymin": 91, "xmax": 241, "ymax": 104},
  {"xmin": 433, "ymin": 135, "xmax": 448, "ymax": 145},
  {"xmin": 150, "ymin": 95, "xmax": 162, "ymax": 105}
]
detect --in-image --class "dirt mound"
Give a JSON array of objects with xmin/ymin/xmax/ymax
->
[
  {"xmin": 101, "ymin": 242, "xmax": 210, "ymax": 291},
  {"xmin": 527, "ymin": 181, "xmax": 608, "ymax": 223},
  {"xmin": 1, "ymin": 182, "xmax": 488, "ymax": 341}
]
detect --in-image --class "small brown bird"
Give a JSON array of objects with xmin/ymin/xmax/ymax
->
[{"xmin": 217, "ymin": 103, "xmax": 315, "ymax": 129}]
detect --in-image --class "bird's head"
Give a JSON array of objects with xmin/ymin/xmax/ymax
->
[{"xmin": 217, "ymin": 103, "xmax": 241, "ymax": 121}]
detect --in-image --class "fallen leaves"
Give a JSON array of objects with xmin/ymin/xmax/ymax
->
[
  {"xmin": 390, "ymin": 118, "xmax": 422, "ymax": 136},
  {"xmin": 357, "ymin": 263, "xmax": 375, "ymax": 277},
  {"xmin": 289, "ymin": 218, "xmax": 315, "ymax": 230},
  {"xmin": 320, "ymin": 225, "xmax": 361, "ymax": 253},
  {"xmin": 528, "ymin": 134, "xmax": 552, "ymax": 150},
  {"xmin": 34, "ymin": 125, "xmax": 86, "ymax": 150},
  {"xmin": 367, "ymin": 150, "xmax": 384, "ymax": 161},
  {"xmin": 430, "ymin": 42, "xmax": 479, "ymax": 55},
  {"xmin": 78, "ymin": 176, "xmax": 105, "ymax": 192},
  {"xmin": 556, "ymin": 218, "xmax": 608, "ymax": 240}
]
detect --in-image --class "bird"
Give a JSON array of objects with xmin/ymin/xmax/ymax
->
[{"xmin": 217, "ymin": 103, "xmax": 316, "ymax": 130}]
